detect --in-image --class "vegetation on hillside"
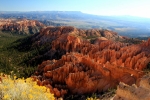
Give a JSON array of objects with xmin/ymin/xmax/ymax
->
[{"xmin": 0, "ymin": 31, "xmax": 37, "ymax": 78}]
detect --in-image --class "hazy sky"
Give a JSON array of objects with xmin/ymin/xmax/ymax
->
[{"xmin": 0, "ymin": 0, "xmax": 150, "ymax": 18}]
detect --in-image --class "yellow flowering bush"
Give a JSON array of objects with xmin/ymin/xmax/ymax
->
[
  {"xmin": 0, "ymin": 73, "xmax": 55, "ymax": 100},
  {"xmin": 86, "ymin": 97, "xmax": 99, "ymax": 100}
]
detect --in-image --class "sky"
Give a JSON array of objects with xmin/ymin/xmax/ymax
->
[{"xmin": 0, "ymin": 0, "xmax": 150, "ymax": 18}]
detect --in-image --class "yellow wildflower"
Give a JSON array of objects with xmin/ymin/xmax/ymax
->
[{"xmin": 3, "ymin": 94, "xmax": 10, "ymax": 99}]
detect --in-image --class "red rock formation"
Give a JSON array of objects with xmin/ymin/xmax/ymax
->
[
  {"xmin": 0, "ymin": 18, "xmax": 45, "ymax": 34},
  {"xmin": 28, "ymin": 26, "xmax": 150, "ymax": 97},
  {"xmin": 113, "ymin": 73, "xmax": 150, "ymax": 100}
]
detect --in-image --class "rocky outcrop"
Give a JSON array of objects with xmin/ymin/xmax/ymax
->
[
  {"xmin": 0, "ymin": 18, "xmax": 45, "ymax": 34},
  {"xmin": 27, "ymin": 26, "xmax": 150, "ymax": 97},
  {"xmin": 113, "ymin": 73, "xmax": 150, "ymax": 100}
]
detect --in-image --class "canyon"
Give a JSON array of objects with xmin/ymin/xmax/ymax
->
[
  {"xmin": 0, "ymin": 21, "xmax": 149, "ymax": 98},
  {"xmin": 22, "ymin": 26, "xmax": 150, "ymax": 97}
]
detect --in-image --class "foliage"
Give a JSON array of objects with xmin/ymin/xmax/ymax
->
[
  {"xmin": 0, "ymin": 73, "xmax": 55, "ymax": 100},
  {"xmin": 86, "ymin": 88, "xmax": 116, "ymax": 100},
  {"xmin": 0, "ymin": 31, "xmax": 38, "ymax": 78},
  {"xmin": 86, "ymin": 97, "xmax": 99, "ymax": 100},
  {"xmin": 86, "ymin": 93, "xmax": 99, "ymax": 100}
]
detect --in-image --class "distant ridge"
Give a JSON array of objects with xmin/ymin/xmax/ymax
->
[{"xmin": 0, "ymin": 11, "xmax": 150, "ymax": 37}]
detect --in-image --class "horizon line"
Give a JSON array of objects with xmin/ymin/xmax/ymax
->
[{"xmin": 0, "ymin": 11, "xmax": 150, "ymax": 19}]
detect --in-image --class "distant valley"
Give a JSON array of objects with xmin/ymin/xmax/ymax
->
[{"xmin": 0, "ymin": 11, "xmax": 150, "ymax": 38}]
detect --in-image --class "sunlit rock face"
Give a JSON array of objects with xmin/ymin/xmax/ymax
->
[
  {"xmin": 31, "ymin": 26, "xmax": 150, "ymax": 97},
  {"xmin": 113, "ymin": 73, "xmax": 150, "ymax": 100},
  {"xmin": 0, "ymin": 18, "xmax": 45, "ymax": 34}
]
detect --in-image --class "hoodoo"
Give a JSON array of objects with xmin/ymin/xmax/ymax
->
[{"xmin": 28, "ymin": 26, "xmax": 150, "ymax": 97}]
